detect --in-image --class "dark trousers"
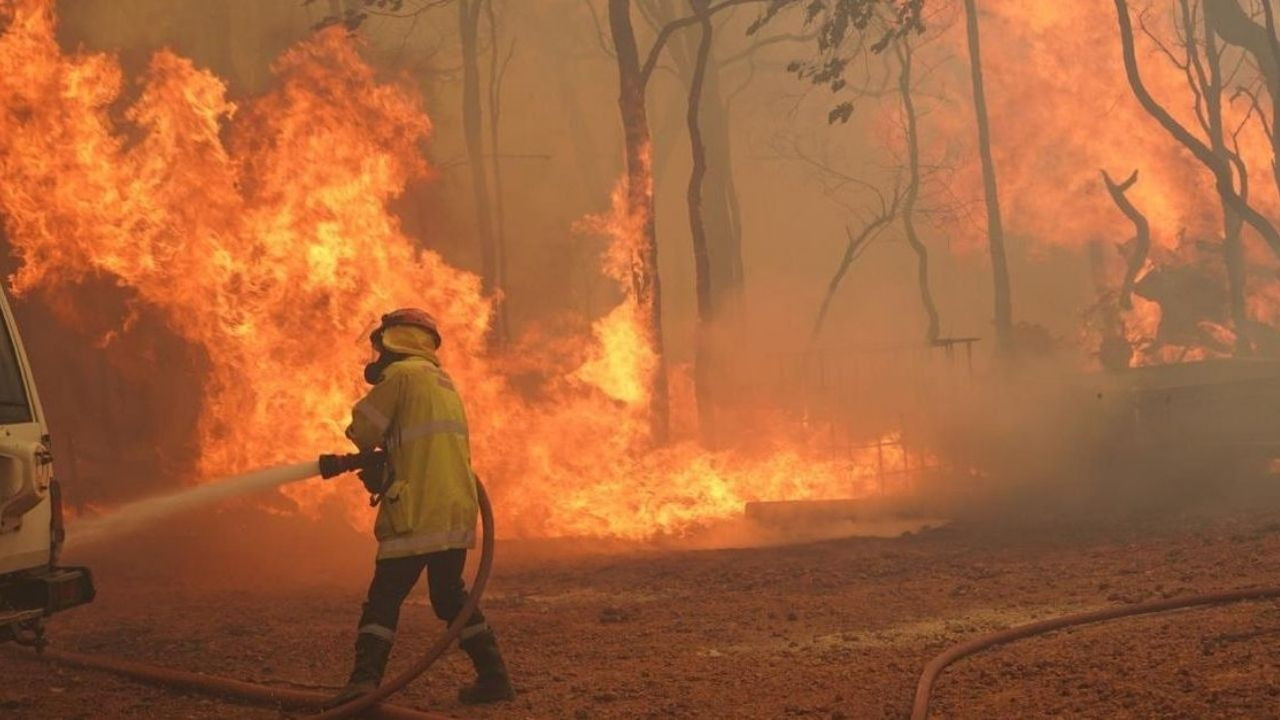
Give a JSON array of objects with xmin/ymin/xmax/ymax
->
[{"xmin": 357, "ymin": 549, "xmax": 487, "ymax": 640}]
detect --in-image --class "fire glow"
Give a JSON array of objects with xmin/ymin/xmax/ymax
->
[
  {"xmin": 929, "ymin": 1, "xmax": 1280, "ymax": 366},
  {"xmin": 0, "ymin": 0, "xmax": 891, "ymax": 540}
]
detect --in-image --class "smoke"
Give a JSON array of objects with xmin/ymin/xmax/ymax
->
[
  {"xmin": 7, "ymin": 0, "xmax": 1277, "ymax": 557},
  {"xmin": 907, "ymin": 348, "xmax": 1280, "ymax": 526},
  {"xmin": 0, "ymin": 0, "xmax": 915, "ymax": 544}
]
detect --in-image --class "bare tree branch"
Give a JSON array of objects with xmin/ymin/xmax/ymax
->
[
  {"xmin": 364, "ymin": 0, "xmax": 452, "ymax": 18},
  {"xmin": 810, "ymin": 188, "xmax": 902, "ymax": 343},
  {"xmin": 1100, "ymin": 169, "xmax": 1151, "ymax": 310},
  {"xmin": 640, "ymin": 0, "xmax": 767, "ymax": 85},
  {"xmin": 718, "ymin": 30, "xmax": 815, "ymax": 66},
  {"xmin": 896, "ymin": 35, "xmax": 940, "ymax": 343},
  {"xmin": 1231, "ymin": 81, "xmax": 1272, "ymax": 143},
  {"xmin": 1114, "ymin": 0, "xmax": 1280, "ymax": 255},
  {"xmin": 584, "ymin": 0, "xmax": 617, "ymax": 57}
]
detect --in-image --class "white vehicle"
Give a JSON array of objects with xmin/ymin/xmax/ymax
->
[{"xmin": 0, "ymin": 287, "xmax": 93, "ymax": 648}]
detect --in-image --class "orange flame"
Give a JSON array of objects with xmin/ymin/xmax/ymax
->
[
  {"xmin": 571, "ymin": 179, "xmax": 656, "ymax": 409},
  {"xmin": 911, "ymin": 1, "xmax": 1280, "ymax": 364},
  {"xmin": 0, "ymin": 0, "xmax": 899, "ymax": 539}
]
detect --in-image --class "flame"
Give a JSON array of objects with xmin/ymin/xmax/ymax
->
[
  {"xmin": 0, "ymin": 0, "xmax": 902, "ymax": 540},
  {"xmin": 1122, "ymin": 294, "xmax": 1163, "ymax": 357},
  {"xmin": 918, "ymin": 1, "xmax": 1280, "ymax": 364},
  {"xmin": 931, "ymin": 1, "xmax": 1275, "ymax": 253},
  {"xmin": 570, "ymin": 181, "xmax": 656, "ymax": 408}
]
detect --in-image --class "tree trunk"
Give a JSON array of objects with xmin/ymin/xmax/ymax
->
[
  {"xmin": 897, "ymin": 37, "xmax": 940, "ymax": 345},
  {"xmin": 664, "ymin": 0, "xmax": 745, "ymax": 322},
  {"xmin": 459, "ymin": 0, "xmax": 504, "ymax": 343},
  {"xmin": 686, "ymin": 0, "xmax": 715, "ymax": 444},
  {"xmin": 810, "ymin": 214, "xmax": 897, "ymax": 344},
  {"xmin": 484, "ymin": 0, "xmax": 512, "ymax": 343},
  {"xmin": 1115, "ymin": 0, "xmax": 1280, "ymax": 256},
  {"xmin": 1203, "ymin": 0, "xmax": 1280, "ymax": 198},
  {"xmin": 1223, "ymin": 204, "xmax": 1247, "ymax": 351},
  {"xmin": 1196, "ymin": 3, "xmax": 1249, "ymax": 352},
  {"xmin": 962, "ymin": 0, "xmax": 1013, "ymax": 355},
  {"xmin": 1088, "ymin": 239, "xmax": 1133, "ymax": 370},
  {"xmin": 1100, "ymin": 169, "xmax": 1150, "ymax": 311},
  {"xmin": 703, "ymin": 85, "xmax": 745, "ymax": 316},
  {"xmin": 608, "ymin": 0, "xmax": 670, "ymax": 445}
]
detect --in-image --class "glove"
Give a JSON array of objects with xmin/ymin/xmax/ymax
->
[{"xmin": 357, "ymin": 454, "xmax": 387, "ymax": 496}]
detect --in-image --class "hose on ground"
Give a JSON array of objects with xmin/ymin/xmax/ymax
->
[
  {"xmin": 24, "ymin": 646, "xmax": 447, "ymax": 720},
  {"xmin": 910, "ymin": 585, "xmax": 1280, "ymax": 720},
  {"xmin": 12, "ymin": 478, "xmax": 496, "ymax": 720}
]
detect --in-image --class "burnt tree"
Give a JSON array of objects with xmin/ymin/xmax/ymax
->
[
  {"xmin": 654, "ymin": 0, "xmax": 747, "ymax": 323},
  {"xmin": 1140, "ymin": 0, "xmax": 1252, "ymax": 351},
  {"xmin": 1179, "ymin": 0, "xmax": 1250, "ymax": 350},
  {"xmin": 607, "ymin": 0, "xmax": 671, "ymax": 444},
  {"xmin": 485, "ymin": 0, "xmax": 515, "ymax": 344},
  {"xmin": 459, "ymin": 0, "xmax": 505, "ymax": 343},
  {"xmin": 810, "ymin": 189, "xmax": 901, "ymax": 342},
  {"xmin": 1116, "ymin": 0, "xmax": 1280, "ymax": 359},
  {"xmin": 1100, "ymin": 169, "xmax": 1151, "ymax": 312},
  {"xmin": 962, "ymin": 0, "xmax": 1013, "ymax": 355},
  {"xmin": 1204, "ymin": 0, "xmax": 1280, "ymax": 197},
  {"xmin": 766, "ymin": 1, "xmax": 939, "ymax": 345},
  {"xmin": 641, "ymin": 0, "xmax": 809, "ymax": 442},
  {"xmin": 604, "ymin": 0, "xmax": 766, "ymax": 444},
  {"xmin": 1114, "ymin": 0, "xmax": 1280, "ymax": 259},
  {"xmin": 684, "ymin": 0, "xmax": 717, "ymax": 443},
  {"xmin": 895, "ymin": 34, "xmax": 940, "ymax": 344}
]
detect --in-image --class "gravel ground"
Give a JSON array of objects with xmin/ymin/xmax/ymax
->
[{"xmin": 5, "ymin": 502, "xmax": 1280, "ymax": 719}]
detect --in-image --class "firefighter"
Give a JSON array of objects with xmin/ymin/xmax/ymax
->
[{"xmin": 330, "ymin": 308, "xmax": 514, "ymax": 707}]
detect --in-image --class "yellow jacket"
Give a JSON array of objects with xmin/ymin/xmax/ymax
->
[{"xmin": 346, "ymin": 326, "xmax": 478, "ymax": 560}]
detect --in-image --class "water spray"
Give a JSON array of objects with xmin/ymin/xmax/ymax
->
[
  {"xmin": 20, "ymin": 461, "xmax": 496, "ymax": 720},
  {"xmin": 69, "ymin": 451, "xmax": 387, "ymax": 546}
]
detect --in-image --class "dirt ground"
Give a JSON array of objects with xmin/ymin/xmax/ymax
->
[{"xmin": 5, "ymin": 498, "xmax": 1280, "ymax": 719}]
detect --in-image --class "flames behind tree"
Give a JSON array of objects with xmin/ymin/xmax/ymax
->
[
  {"xmin": 909, "ymin": 0, "xmax": 1280, "ymax": 364},
  {"xmin": 0, "ymin": 0, "xmax": 892, "ymax": 540}
]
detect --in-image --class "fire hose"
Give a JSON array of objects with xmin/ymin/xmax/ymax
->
[
  {"xmin": 910, "ymin": 585, "xmax": 1280, "ymax": 720},
  {"xmin": 20, "ymin": 456, "xmax": 1280, "ymax": 718},
  {"xmin": 12, "ymin": 454, "xmax": 496, "ymax": 720}
]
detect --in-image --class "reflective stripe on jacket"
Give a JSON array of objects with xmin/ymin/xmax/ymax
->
[{"xmin": 346, "ymin": 354, "xmax": 478, "ymax": 560}]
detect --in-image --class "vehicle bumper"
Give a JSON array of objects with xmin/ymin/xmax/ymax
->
[{"xmin": 0, "ymin": 565, "xmax": 95, "ymax": 627}]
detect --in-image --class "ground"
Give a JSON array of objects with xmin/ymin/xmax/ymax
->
[{"xmin": 5, "ymin": 501, "xmax": 1280, "ymax": 719}]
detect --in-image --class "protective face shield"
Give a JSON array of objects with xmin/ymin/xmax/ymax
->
[
  {"xmin": 362, "ymin": 323, "xmax": 399, "ymax": 385},
  {"xmin": 365, "ymin": 330, "xmax": 384, "ymax": 365},
  {"xmin": 360, "ymin": 309, "xmax": 440, "ymax": 384},
  {"xmin": 364, "ymin": 349, "xmax": 399, "ymax": 385}
]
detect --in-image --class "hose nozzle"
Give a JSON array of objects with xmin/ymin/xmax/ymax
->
[{"xmin": 317, "ymin": 450, "xmax": 385, "ymax": 479}]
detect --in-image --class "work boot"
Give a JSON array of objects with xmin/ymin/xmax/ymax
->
[
  {"xmin": 327, "ymin": 633, "xmax": 393, "ymax": 708},
  {"xmin": 458, "ymin": 629, "xmax": 515, "ymax": 704}
]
